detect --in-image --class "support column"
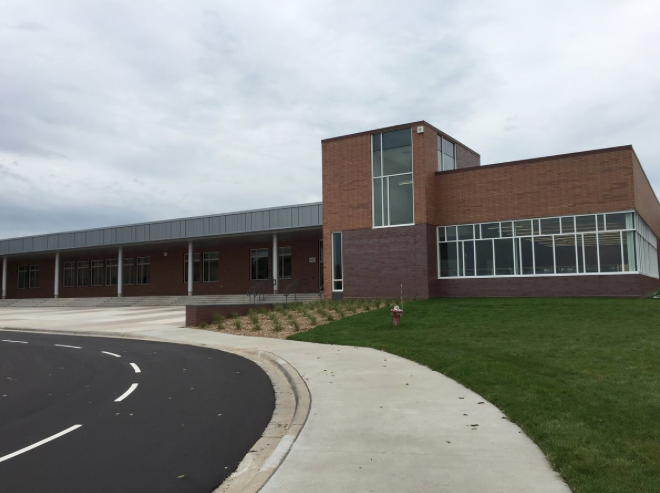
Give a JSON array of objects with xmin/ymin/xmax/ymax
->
[
  {"xmin": 188, "ymin": 241, "xmax": 193, "ymax": 296},
  {"xmin": 272, "ymin": 233, "xmax": 279, "ymax": 294},
  {"xmin": 117, "ymin": 247, "xmax": 123, "ymax": 298},
  {"xmin": 1, "ymin": 257, "xmax": 7, "ymax": 300},
  {"xmin": 54, "ymin": 252, "xmax": 60, "ymax": 298}
]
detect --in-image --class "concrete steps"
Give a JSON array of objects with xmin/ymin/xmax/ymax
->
[{"xmin": 0, "ymin": 293, "xmax": 322, "ymax": 308}]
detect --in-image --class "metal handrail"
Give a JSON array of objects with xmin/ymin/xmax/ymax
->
[
  {"xmin": 284, "ymin": 277, "xmax": 307, "ymax": 303},
  {"xmin": 247, "ymin": 278, "xmax": 270, "ymax": 303}
]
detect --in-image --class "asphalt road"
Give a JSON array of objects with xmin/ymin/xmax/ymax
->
[{"xmin": 0, "ymin": 330, "xmax": 275, "ymax": 493}]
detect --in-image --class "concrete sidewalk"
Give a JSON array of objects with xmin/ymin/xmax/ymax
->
[{"xmin": 0, "ymin": 307, "xmax": 571, "ymax": 493}]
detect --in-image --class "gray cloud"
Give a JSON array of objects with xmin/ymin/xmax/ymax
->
[{"xmin": 1, "ymin": 0, "xmax": 659, "ymax": 239}]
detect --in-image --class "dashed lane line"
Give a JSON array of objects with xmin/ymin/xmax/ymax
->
[
  {"xmin": 54, "ymin": 344, "xmax": 82, "ymax": 349},
  {"xmin": 115, "ymin": 383, "xmax": 138, "ymax": 402},
  {"xmin": 130, "ymin": 363, "xmax": 141, "ymax": 373},
  {"xmin": 0, "ymin": 425, "xmax": 82, "ymax": 463},
  {"xmin": 101, "ymin": 351, "xmax": 121, "ymax": 358},
  {"xmin": 1, "ymin": 340, "xmax": 28, "ymax": 344}
]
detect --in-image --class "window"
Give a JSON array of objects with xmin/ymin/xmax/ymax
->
[
  {"xmin": 91, "ymin": 260, "xmax": 104, "ymax": 286},
  {"xmin": 279, "ymin": 246, "xmax": 292, "ymax": 279},
  {"xmin": 250, "ymin": 249, "xmax": 269, "ymax": 280},
  {"xmin": 63, "ymin": 262, "xmax": 75, "ymax": 287},
  {"xmin": 438, "ymin": 136, "xmax": 455, "ymax": 171},
  {"xmin": 332, "ymin": 232, "xmax": 343, "ymax": 291},
  {"xmin": 203, "ymin": 252, "xmax": 219, "ymax": 282},
  {"xmin": 372, "ymin": 128, "xmax": 414, "ymax": 227},
  {"xmin": 183, "ymin": 253, "xmax": 201, "ymax": 283},
  {"xmin": 136, "ymin": 257, "xmax": 150, "ymax": 285},
  {"xmin": 28, "ymin": 265, "xmax": 39, "ymax": 288},
  {"xmin": 77, "ymin": 261, "xmax": 89, "ymax": 287},
  {"xmin": 437, "ymin": 211, "xmax": 653, "ymax": 279},
  {"xmin": 123, "ymin": 258, "xmax": 134, "ymax": 285},
  {"xmin": 106, "ymin": 259, "xmax": 118, "ymax": 286},
  {"xmin": 18, "ymin": 266, "xmax": 28, "ymax": 289}
]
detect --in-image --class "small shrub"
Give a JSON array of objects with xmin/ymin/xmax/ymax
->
[
  {"xmin": 307, "ymin": 312, "xmax": 318, "ymax": 325},
  {"xmin": 292, "ymin": 319, "xmax": 301, "ymax": 332},
  {"xmin": 212, "ymin": 313, "xmax": 225, "ymax": 327},
  {"xmin": 233, "ymin": 318, "xmax": 242, "ymax": 330},
  {"xmin": 317, "ymin": 306, "xmax": 329, "ymax": 318},
  {"xmin": 326, "ymin": 312, "xmax": 335, "ymax": 322},
  {"xmin": 258, "ymin": 307, "xmax": 267, "ymax": 315},
  {"xmin": 248, "ymin": 310, "xmax": 259, "ymax": 325},
  {"xmin": 272, "ymin": 316, "xmax": 282, "ymax": 332},
  {"xmin": 251, "ymin": 319, "xmax": 262, "ymax": 331},
  {"xmin": 199, "ymin": 321, "xmax": 208, "ymax": 329}
]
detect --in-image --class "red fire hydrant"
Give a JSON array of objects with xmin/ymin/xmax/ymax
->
[{"xmin": 391, "ymin": 305, "xmax": 403, "ymax": 326}]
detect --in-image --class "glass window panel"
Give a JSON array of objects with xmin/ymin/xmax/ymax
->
[
  {"xmin": 388, "ymin": 174, "xmax": 414, "ymax": 225},
  {"xmin": 203, "ymin": 252, "xmax": 219, "ymax": 282},
  {"xmin": 494, "ymin": 238, "xmax": 514, "ymax": 275},
  {"xmin": 332, "ymin": 232, "xmax": 343, "ymax": 290},
  {"xmin": 373, "ymin": 178, "xmax": 383, "ymax": 227},
  {"xmin": 463, "ymin": 241, "xmax": 475, "ymax": 276},
  {"xmin": 29, "ymin": 265, "xmax": 39, "ymax": 288},
  {"xmin": 77, "ymin": 261, "xmax": 89, "ymax": 287},
  {"xmin": 501, "ymin": 222, "xmax": 513, "ymax": 237},
  {"xmin": 106, "ymin": 259, "xmax": 118, "ymax": 286},
  {"xmin": 18, "ymin": 266, "xmax": 28, "ymax": 289},
  {"xmin": 437, "ymin": 227, "xmax": 446, "ymax": 242},
  {"xmin": 64, "ymin": 262, "xmax": 75, "ymax": 288},
  {"xmin": 372, "ymin": 150, "xmax": 382, "ymax": 178},
  {"xmin": 583, "ymin": 234, "xmax": 599, "ymax": 272},
  {"xmin": 382, "ymin": 128, "xmax": 411, "ymax": 150},
  {"xmin": 541, "ymin": 218, "xmax": 561, "ymax": 235},
  {"xmin": 515, "ymin": 220, "xmax": 532, "ymax": 236},
  {"xmin": 382, "ymin": 146, "xmax": 412, "ymax": 176},
  {"xmin": 520, "ymin": 238, "xmax": 534, "ymax": 274},
  {"xmin": 561, "ymin": 216, "xmax": 575, "ymax": 233},
  {"xmin": 278, "ymin": 247, "xmax": 292, "ymax": 279},
  {"xmin": 457, "ymin": 225, "xmax": 473, "ymax": 240},
  {"xmin": 91, "ymin": 260, "xmax": 103, "ymax": 286},
  {"xmin": 622, "ymin": 232, "xmax": 636, "ymax": 271},
  {"xmin": 533, "ymin": 219, "xmax": 540, "ymax": 235},
  {"xmin": 474, "ymin": 225, "xmax": 481, "ymax": 239},
  {"xmin": 481, "ymin": 223, "xmax": 500, "ymax": 239},
  {"xmin": 184, "ymin": 253, "xmax": 201, "ymax": 283},
  {"xmin": 446, "ymin": 226, "xmax": 457, "ymax": 241},
  {"xmin": 250, "ymin": 249, "xmax": 269, "ymax": 280},
  {"xmin": 597, "ymin": 214, "xmax": 605, "ymax": 231},
  {"xmin": 606, "ymin": 213, "xmax": 628, "ymax": 230},
  {"xmin": 123, "ymin": 258, "xmax": 133, "ymax": 285},
  {"xmin": 372, "ymin": 134, "xmax": 381, "ymax": 152},
  {"xmin": 440, "ymin": 243, "xmax": 458, "ymax": 277},
  {"xmin": 598, "ymin": 232, "xmax": 622, "ymax": 272},
  {"xmin": 383, "ymin": 179, "xmax": 389, "ymax": 225},
  {"xmin": 137, "ymin": 257, "xmax": 150, "ymax": 285},
  {"xmin": 443, "ymin": 155, "xmax": 456, "ymax": 171},
  {"xmin": 576, "ymin": 215, "xmax": 596, "ymax": 232},
  {"xmin": 476, "ymin": 240, "xmax": 494, "ymax": 276},
  {"xmin": 555, "ymin": 235, "xmax": 577, "ymax": 273},
  {"xmin": 442, "ymin": 138, "xmax": 455, "ymax": 157},
  {"xmin": 533, "ymin": 236, "xmax": 554, "ymax": 274},
  {"xmin": 577, "ymin": 235, "xmax": 585, "ymax": 273}
]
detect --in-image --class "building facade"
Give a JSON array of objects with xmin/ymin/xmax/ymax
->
[{"xmin": 2, "ymin": 121, "xmax": 659, "ymax": 301}]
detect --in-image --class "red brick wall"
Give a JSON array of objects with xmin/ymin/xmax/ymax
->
[
  {"xmin": 632, "ymin": 152, "xmax": 660, "ymax": 238},
  {"xmin": 3, "ymin": 236, "xmax": 321, "ymax": 299},
  {"xmin": 434, "ymin": 147, "xmax": 636, "ymax": 225},
  {"xmin": 429, "ymin": 274, "xmax": 660, "ymax": 298}
]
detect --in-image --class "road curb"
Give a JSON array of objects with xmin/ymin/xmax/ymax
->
[{"xmin": 0, "ymin": 326, "xmax": 311, "ymax": 493}]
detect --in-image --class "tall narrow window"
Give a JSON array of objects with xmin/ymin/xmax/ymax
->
[
  {"xmin": 123, "ymin": 258, "xmax": 134, "ymax": 285},
  {"xmin": 438, "ymin": 136, "xmax": 455, "ymax": 171},
  {"xmin": 63, "ymin": 262, "xmax": 75, "ymax": 287},
  {"xmin": 183, "ymin": 253, "xmax": 201, "ymax": 283},
  {"xmin": 77, "ymin": 261, "xmax": 89, "ymax": 287},
  {"xmin": 372, "ymin": 128, "xmax": 413, "ymax": 227},
  {"xmin": 28, "ymin": 265, "xmax": 39, "ymax": 288},
  {"xmin": 106, "ymin": 259, "xmax": 118, "ymax": 286},
  {"xmin": 332, "ymin": 232, "xmax": 343, "ymax": 291},
  {"xmin": 136, "ymin": 257, "xmax": 150, "ymax": 285},
  {"xmin": 18, "ymin": 266, "xmax": 28, "ymax": 289},
  {"xmin": 598, "ymin": 232, "xmax": 622, "ymax": 272},
  {"xmin": 494, "ymin": 238, "xmax": 514, "ymax": 275},
  {"xmin": 250, "ymin": 249, "xmax": 269, "ymax": 280},
  {"xmin": 91, "ymin": 260, "xmax": 104, "ymax": 286},
  {"xmin": 203, "ymin": 252, "xmax": 219, "ymax": 282},
  {"xmin": 279, "ymin": 246, "xmax": 292, "ymax": 279}
]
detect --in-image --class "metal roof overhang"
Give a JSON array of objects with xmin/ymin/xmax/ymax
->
[{"xmin": 0, "ymin": 202, "xmax": 322, "ymax": 257}]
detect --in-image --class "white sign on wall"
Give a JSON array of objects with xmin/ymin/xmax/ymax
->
[{"xmin": 309, "ymin": 257, "xmax": 316, "ymax": 263}]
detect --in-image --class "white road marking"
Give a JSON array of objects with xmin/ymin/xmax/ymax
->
[
  {"xmin": 101, "ymin": 351, "xmax": 121, "ymax": 358},
  {"xmin": 1, "ymin": 340, "xmax": 28, "ymax": 344},
  {"xmin": 115, "ymin": 383, "xmax": 138, "ymax": 402},
  {"xmin": 130, "ymin": 363, "xmax": 141, "ymax": 373},
  {"xmin": 54, "ymin": 344, "xmax": 81, "ymax": 349},
  {"xmin": 0, "ymin": 425, "xmax": 82, "ymax": 463}
]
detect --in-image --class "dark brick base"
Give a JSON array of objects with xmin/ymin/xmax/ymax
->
[
  {"xmin": 185, "ymin": 303, "xmax": 275, "ymax": 326},
  {"xmin": 429, "ymin": 274, "xmax": 660, "ymax": 298}
]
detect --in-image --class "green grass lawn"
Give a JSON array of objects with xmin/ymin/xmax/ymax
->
[{"xmin": 289, "ymin": 298, "xmax": 660, "ymax": 493}]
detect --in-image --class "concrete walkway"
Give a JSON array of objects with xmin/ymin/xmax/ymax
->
[{"xmin": 0, "ymin": 307, "xmax": 571, "ymax": 493}]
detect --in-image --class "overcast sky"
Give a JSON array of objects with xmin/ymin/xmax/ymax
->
[{"xmin": 2, "ymin": 0, "xmax": 659, "ymax": 239}]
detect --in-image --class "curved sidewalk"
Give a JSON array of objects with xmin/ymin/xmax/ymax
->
[{"xmin": 0, "ymin": 307, "xmax": 571, "ymax": 493}]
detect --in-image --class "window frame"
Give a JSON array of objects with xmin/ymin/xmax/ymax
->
[
  {"xmin": 63, "ymin": 261, "xmax": 75, "ymax": 288},
  {"xmin": 17, "ymin": 265, "xmax": 28, "ymax": 289},
  {"xmin": 136, "ymin": 256, "xmax": 150, "ymax": 285},
  {"xmin": 77, "ymin": 261, "xmax": 89, "ymax": 287},
  {"xmin": 331, "ymin": 231, "xmax": 344, "ymax": 292},
  {"xmin": 91, "ymin": 260, "xmax": 104, "ymax": 287},
  {"xmin": 278, "ymin": 246, "xmax": 292, "ymax": 280},
  {"xmin": 203, "ymin": 252, "xmax": 219, "ymax": 282},
  {"xmin": 250, "ymin": 248, "xmax": 269, "ymax": 281},
  {"xmin": 106, "ymin": 259, "xmax": 118, "ymax": 286}
]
